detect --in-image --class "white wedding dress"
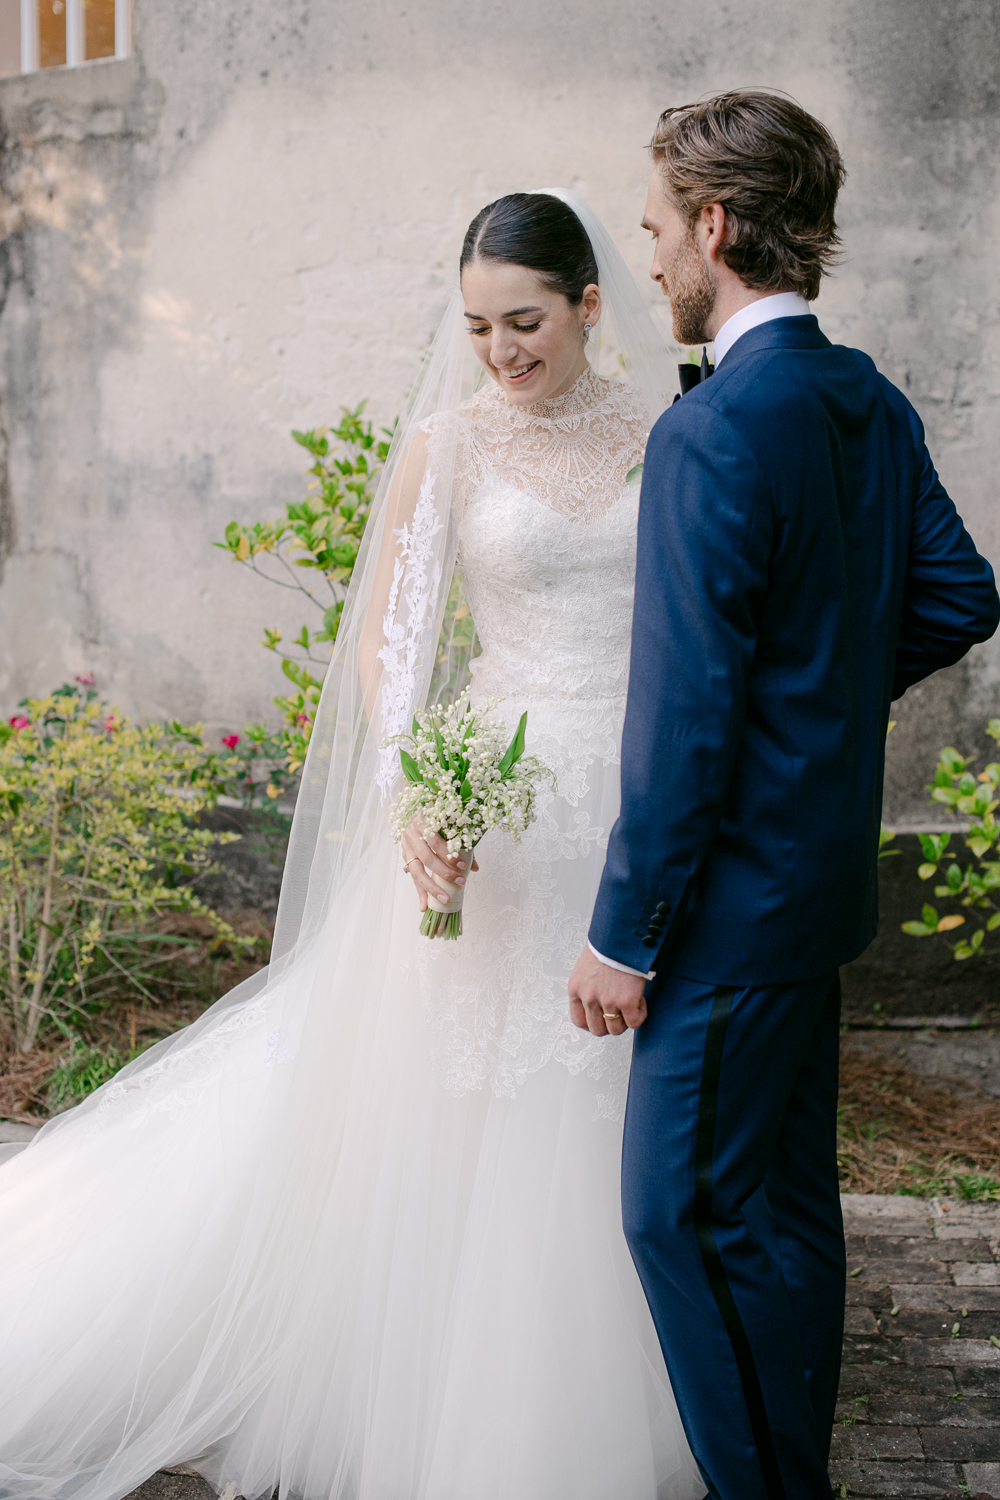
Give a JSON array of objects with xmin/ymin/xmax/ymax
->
[{"xmin": 0, "ymin": 367, "xmax": 701, "ymax": 1500}]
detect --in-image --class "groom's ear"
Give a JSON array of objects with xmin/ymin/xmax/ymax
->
[{"xmin": 697, "ymin": 204, "xmax": 728, "ymax": 264}]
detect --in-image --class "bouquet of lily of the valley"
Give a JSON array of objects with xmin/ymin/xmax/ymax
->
[{"xmin": 385, "ymin": 693, "xmax": 554, "ymax": 939}]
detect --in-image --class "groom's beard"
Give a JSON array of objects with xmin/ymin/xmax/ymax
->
[{"xmin": 663, "ymin": 228, "xmax": 717, "ymax": 347}]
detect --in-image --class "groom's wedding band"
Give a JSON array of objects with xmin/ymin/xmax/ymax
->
[{"xmin": 603, "ymin": 1011, "xmax": 622, "ymax": 1020}]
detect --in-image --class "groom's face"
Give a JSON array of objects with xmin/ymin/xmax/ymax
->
[{"xmin": 642, "ymin": 172, "xmax": 717, "ymax": 347}]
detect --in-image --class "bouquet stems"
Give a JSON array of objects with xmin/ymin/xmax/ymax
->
[
  {"xmin": 421, "ymin": 868, "xmax": 466, "ymax": 940},
  {"xmin": 420, "ymin": 905, "xmax": 463, "ymax": 939}
]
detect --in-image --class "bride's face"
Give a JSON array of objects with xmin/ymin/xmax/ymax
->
[{"xmin": 461, "ymin": 259, "xmax": 600, "ymax": 405}]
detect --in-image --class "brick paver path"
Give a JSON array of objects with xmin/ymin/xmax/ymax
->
[
  {"xmin": 834, "ymin": 1193, "xmax": 1000, "ymax": 1499},
  {"xmin": 126, "ymin": 1194, "xmax": 1000, "ymax": 1500}
]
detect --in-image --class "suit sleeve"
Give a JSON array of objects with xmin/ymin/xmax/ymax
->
[
  {"xmin": 587, "ymin": 402, "xmax": 769, "ymax": 973},
  {"xmin": 892, "ymin": 407, "xmax": 999, "ymax": 699}
]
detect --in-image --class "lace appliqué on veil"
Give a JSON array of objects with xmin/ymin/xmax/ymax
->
[
  {"xmin": 93, "ymin": 993, "xmax": 270, "ymax": 1127},
  {"xmin": 376, "ymin": 465, "xmax": 444, "ymax": 800}
]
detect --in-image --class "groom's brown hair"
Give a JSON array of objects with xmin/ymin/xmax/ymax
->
[{"xmin": 650, "ymin": 91, "xmax": 846, "ymax": 302}]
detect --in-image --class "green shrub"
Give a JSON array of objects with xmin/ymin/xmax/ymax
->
[
  {"xmin": 901, "ymin": 719, "xmax": 1000, "ymax": 960},
  {"xmin": 216, "ymin": 406, "xmax": 392, "ymax": 773},
  {"xmin": 0, "ymin": 680, "xmax": 248, "ymax": 1052}
]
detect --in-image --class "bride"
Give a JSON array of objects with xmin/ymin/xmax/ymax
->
[{"xmin": 0, "ymin": 192, "xmax": 703, "ymax": 1500}]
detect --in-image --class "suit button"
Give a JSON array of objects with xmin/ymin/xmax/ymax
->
[
  {"xmin": 656, "ymin": 901, "xmax": 670, "ymax": 916},
  {"xmin": 648, "ymin": 923, "xmax": 663, "ymax": 936},
  {"xmin": 642, "ymin": 935, "xmax": 658, "ymax": 948}
]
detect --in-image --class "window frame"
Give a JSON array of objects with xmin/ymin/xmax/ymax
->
[{"xmin": 19, "ymin": 0, "xmax": 131, "ymax": 73}]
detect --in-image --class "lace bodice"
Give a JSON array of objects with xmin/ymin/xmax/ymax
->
[
  {"xmin": 454, "ymin": 363, "xmax": 648, "ymax": 519},
  {"xmin": 449, "ymin": 366, "xmax": 647, "ymax": 721}
]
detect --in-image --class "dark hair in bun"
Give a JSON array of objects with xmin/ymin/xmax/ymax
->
[{"xmin": 460, "ymin": 193, "xmax": 598, "ymax": 305}]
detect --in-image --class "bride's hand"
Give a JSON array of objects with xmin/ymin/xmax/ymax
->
[{"xmin": 400, "ymin": 818, "xmax": 479, "ymax": 914}]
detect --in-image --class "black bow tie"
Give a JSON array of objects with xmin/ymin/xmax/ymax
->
[{"xmin": 674, "ymin": 347, "xmax": 714, "ymax": 401}]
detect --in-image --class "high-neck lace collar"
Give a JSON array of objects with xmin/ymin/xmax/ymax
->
[{"xmin": 486, "ymin": 363, "xmax": 611, "ymax": 422}]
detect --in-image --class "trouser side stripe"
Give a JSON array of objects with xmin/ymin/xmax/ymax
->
[{"xmin": 694, "ymin": 986, "xmax": 786, "ymax": 1500}]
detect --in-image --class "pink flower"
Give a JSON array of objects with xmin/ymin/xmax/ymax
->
[
  {"xmin": 104, "ymin": 716, "xmax": 117, "ymax": 733},
  {"xmin": 75, "ymin": 672, "xmax": 95, "ymax": 687},
  {"xmin": 9, "ymin": 715, "xmax": 29, "ymax": 730},
  {"xmin": 221, "ymin": 734, "xmax": 240, "ymax": 749}
]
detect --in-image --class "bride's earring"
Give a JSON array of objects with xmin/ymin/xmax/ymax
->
[{"xmin": 583, "ymin": 323, "xmax": 592, "ymax": 343}]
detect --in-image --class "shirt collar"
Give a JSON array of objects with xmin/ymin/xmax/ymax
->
[{"xmin": 711, "ymin": 292, "xmax": 812, "ymax": 368}]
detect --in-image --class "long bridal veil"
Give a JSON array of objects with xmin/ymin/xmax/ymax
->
[{"xmin": 0, "ymin": 194, "xmax": 678, "ymax": 1500}]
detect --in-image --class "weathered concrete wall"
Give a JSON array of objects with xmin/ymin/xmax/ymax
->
[{"xmin": 0, "ymin": 0, "xmax": 997, "ymax": 819}]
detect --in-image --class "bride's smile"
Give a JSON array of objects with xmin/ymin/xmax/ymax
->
[{"xmin": 461, "ymin": 256, "xmax": 601, "ymax": 404}]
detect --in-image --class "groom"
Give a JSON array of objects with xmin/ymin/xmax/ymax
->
[{"xmin": 569, "ymin": 93, "xmax": 1000, "ymax": 1499}]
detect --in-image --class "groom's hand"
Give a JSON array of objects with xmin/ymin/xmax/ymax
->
[{"xmin": 568, "ymin": 946, "xmax": 648, "ymax": 1036}]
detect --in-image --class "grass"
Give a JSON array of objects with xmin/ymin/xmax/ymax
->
[
  {"xmin": 0, "ymin": 909, "xmax": 272, "ymax": 1121},
  {"xmin": 838, "ymin": 1036, "xmax": 1000, "ymax": 1199}
]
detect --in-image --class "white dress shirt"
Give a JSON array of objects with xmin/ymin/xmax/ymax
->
[
  {"xmin": 588, "ymin": 292, "xmax": 812, "ymax": 981},
  {"xmin": 711, "ymin": 291, "xmax": 811, "ymax": 367}
]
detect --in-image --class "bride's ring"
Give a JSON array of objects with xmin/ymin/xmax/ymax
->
[
  {"xmin": 603, "ymin": 1011, "xmax": 622, "ymax": 1021},
  {"xmin": 403, "ymin": 857, "xmax": 419, "ymax": 873}
]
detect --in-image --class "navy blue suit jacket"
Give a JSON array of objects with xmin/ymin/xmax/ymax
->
[{"xmin": 589, "ymin": 316, "xmax": 1000, "ymax": 985}]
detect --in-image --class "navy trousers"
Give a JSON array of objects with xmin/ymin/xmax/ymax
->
[{"xmin": 622, "ymin": 971, "xmax": 845, "ymax": 1500}]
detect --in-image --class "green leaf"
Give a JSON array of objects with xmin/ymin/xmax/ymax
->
[
  {"xmin": 398, "ymin": 749, "xmax": 423, "ymax": 784},
  {"xmin": 459, "ymin": 778, "xmax": 472, "ymax": 802},
  {"xmin": 281, "ymin": 659, "xmax": 317, "ymax": 690},
  {"xmin": 971, "ymin": 928, "xmax": 985, "ymax": 951},
  {"xmin": 498, "ymin": 711, "xmax": 528, "ymax": 779},
  {"xmin": 921, "ymin": 904, "xmax": 939, "ymax": 930},
  {"xmin": 932, "ymin": 787, "xmax": 962, "ymax": 806},
  {"xmin": 432, "ymin": 723, "xmax": 449, "ymax": 770},
  {"xmin": 625, "ymin": 463, "xmax": 644, "ymax": 486},
  {"xmin": 901, "ymin": 921, "xmax": 932, "ymax": 936},
  {"xmin": 987, "ymin": 912, "xmax": 1000, "ymax": 931},
  {"xmin": 917, "ymin": 862, "xmax": 938, "ymax": 880},
  {"xmin": 954, "ymin": 942, "xmax": 974, "ymax": 961}
]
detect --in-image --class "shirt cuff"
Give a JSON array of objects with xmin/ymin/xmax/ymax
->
[{"xmin": 587, "ymin": 940, "xmax": 655, "ymax": 981}]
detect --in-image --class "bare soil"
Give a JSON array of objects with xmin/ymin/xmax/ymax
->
[{"xmin": 838, "ymin": 1030, "xmax": 1000, "ymax": 1198}]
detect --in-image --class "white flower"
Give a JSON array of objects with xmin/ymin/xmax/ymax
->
[{"xmin": 383, "ymin": 692, "xmax": 554, "ymax": 851}]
